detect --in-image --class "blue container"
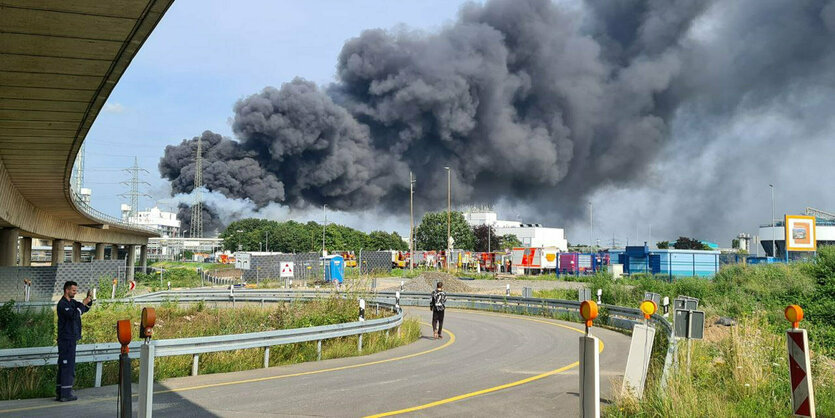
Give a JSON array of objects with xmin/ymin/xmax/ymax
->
[{"xmin": 323, "ymin": 255, "xmax": 345, "ymax": 283}]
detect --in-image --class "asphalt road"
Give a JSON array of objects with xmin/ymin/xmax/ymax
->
[{"xmin": 0, "ymin": 308, "xmax": 630, "ymax": 417}]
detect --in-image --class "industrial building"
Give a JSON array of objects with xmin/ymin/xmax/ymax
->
[
  {"xmin": 147, "ymin": 237, "xmax": 224, "ymax": 261},
  {"xmin": 611, "ymin": 245, "xmax": 720, "ymax": 279},
  {"xmin": 463, "ymin": 208, "xmax": 568, "ymax": 251},
  {"xmin": 122, "ymin": 205, "xmax": 181, "ymax": 237},
  {"xmin": 757, "ymin": 207, "xmax": 835, "ymax": 258}
]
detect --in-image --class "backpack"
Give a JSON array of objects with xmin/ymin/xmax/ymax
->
[{"xmin": 432, "ymin": 290, "xmax": 446, "ymax": 311}]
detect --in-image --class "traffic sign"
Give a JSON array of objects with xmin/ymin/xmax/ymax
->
[
  {"xmin": 578, "ymin": 288, "xmax": 592, "ymax": 302},
  {"xmin": 643, "ymin": 292, "xmax": 661, "ymax": 307},
  {"xmin": 280, "ymin": 262, "xmax": 295, "ymax": 278},
  {"xmin": 787, "ymin": 328, "xmax": 816, "ymax": 416},
  {"xmin": 235, "ymin": 253, "xmax": 251, "ymax": 270},
  {"xmin": 128, "ymin": 281, "xmax": 136, "ymax": 291},
  {"xmin": 674, "ymin": 309, "xmax": 705, "ymax": 339}
]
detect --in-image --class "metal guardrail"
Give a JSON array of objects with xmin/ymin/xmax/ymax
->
[{"xmin": 1, "ymin": 290, "xmax": 677, "ymax": 388}]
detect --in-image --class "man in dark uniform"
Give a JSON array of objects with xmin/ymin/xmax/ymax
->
[{"xmin": 56, "ymin": 280, "xmax": 92, "ymax": 402}]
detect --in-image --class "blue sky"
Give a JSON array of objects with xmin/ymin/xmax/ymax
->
[{"xmin": 83, "ymin": 0, "xmax": 474, "ymax": 231}]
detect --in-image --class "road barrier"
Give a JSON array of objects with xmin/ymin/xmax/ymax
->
[{"xmin": 0, "ymin": 289, "xmax": 677, "ymax": 392}]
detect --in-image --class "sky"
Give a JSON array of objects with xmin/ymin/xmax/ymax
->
[{"xmin": 82, "ymin": 0, "xmax": 835, "ymax": 249}]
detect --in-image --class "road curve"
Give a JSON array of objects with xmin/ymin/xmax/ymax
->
[{"xmin": 0, "ymin": 308, "xmax": 630, "ymax": 417}]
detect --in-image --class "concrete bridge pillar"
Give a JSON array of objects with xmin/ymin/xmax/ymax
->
[
  {"xmin": 110, "ymin": 244, "xmax": 119, "ymax": 260},
  {"xmin": 140, "ymin": 245, "xmax": 148, "ymax": 274},
  {"xmin": 126, "ymin": 244, "xmax": 136, "ymax": 282},
  {"xmin": 72, "ymin": 242, "xmax": 82, "ymax": 263},
  {"xmin": 52, "ymin": 239, "xmax": 65, "ymax": 265},
  {"xmin": 0, "ymin": 228, "xmax": 20, "ymax": 266},
  {"xmin": 94, "ymin": 243, "xmax": 105, "ymax": 261},
  {"xmin": 20, "ymin": 237, "xmax": 32, "ymax": 266}
]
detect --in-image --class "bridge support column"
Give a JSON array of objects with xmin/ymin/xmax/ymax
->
[
  {"xmin": 0, "ymin": 228, "xmax": 19, "ymax": 266},
  {"xmin": 140, "ymin": 245, "xmax": 148, "ymax": 274},
  {"xmin": 110, "ymin": 244, "xmax": 119, "ymax": 260},
  {"xmin": 52, "ymin": 239, "xmax": 65, "ymax": 265},
  {"xmin": 72, "ymin": 242, "xmax": 82, "ymax": 263},
  {"xmin": 126, "ymin": 244, "xmax": 136, "ymax": 282},
  {"xmin": 20, "ymin": 237, "xmax": 32, "ymax": 266},
  {"xmin": 94, "ymin": 243, "xmax": 105, "ymax": 261}
]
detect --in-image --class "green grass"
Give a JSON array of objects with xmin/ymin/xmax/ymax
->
[{"xmin": 0, "ymin": 298, "xmax": 420, "ymax": 400}]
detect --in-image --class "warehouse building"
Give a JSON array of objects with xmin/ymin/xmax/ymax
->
[
  {"xmin": 463, "ymin": 208, "xmax": 568, "ymax": 251},
  {"xmin": 611, "ymin": 245, "xmax": 720, "ymax": 279}
]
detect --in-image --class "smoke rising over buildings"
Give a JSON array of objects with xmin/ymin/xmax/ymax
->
[{"xmin": 160, "ymin": 0, "xmax": 835, "ymax": 240}]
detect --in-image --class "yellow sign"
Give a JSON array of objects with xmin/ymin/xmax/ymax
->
[
  {"xmin": 580, "ymin": 300, "xmax": 598, "ymax": 328},
  {"xmin": 785, "ymin": 305, "xmax": 804, "ymax": 329},
  {"xmin": 785, "ymin": 215, "xmax": 817, "ymax": 252},
  {"xmin": 640, "ymin": 300, "xmax": 658, "ymax": 319}
]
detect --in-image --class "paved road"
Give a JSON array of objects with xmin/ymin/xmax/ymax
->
[{"xmin": 0, "ymin": 308, "xmax": 630, "ymax": 417}]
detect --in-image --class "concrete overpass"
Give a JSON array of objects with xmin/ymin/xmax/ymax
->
[{"xmin": 0, "ymin": 0, "xmax": 174, "ymax": 273}]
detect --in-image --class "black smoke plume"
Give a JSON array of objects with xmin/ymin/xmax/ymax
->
[
  {"xmin": 176, "ymin": 203, "xmax": 225, "ymax": 237},
  {"xmin": 161, "ymin": 0, "xmax": 835, "ymax": 226}
]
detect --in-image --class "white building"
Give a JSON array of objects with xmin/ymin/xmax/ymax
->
[
  {"xmin": 463, "ymin": 208, "xmax": 568, "ymax": 251},
  {"xmin": 147, "ymin": 237, "xmax": 224, "ymax": 261},
  {"xmin": 122, "ymin": 205, "xmax": 181, "ymax": 237}
]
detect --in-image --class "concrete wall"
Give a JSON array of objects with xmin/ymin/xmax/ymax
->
[{"xmin": 0, "ymin": 260, "xmax": 125, "ymax": 302}]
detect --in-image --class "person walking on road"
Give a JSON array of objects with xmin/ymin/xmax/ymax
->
[
  {"xmin": 430, "ymin": 281, "xmax": 446, "ymax": 339},
  {"xmin": 56, "ymin": 280, "xmax": 92, "ymax": 402}
]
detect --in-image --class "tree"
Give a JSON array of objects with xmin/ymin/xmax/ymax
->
[
  {"xmin": 415, "ymin": 211, "xmax": 476, "ymax": 250},
  {"xmin": 500, "ymin": 234, "xmax": 522, "ymax": 250},
  {"xmin": 472, "ymin": 225, "xmax": 500, "ymax": 252},
  {"xmin": 673, "ymin": 237, "xmax": 711, "ymax": 250},
  {"xmin": 656, "ymin": 241, "xmax": 670, "ymax": 249},
  {"xmin": 731, "ymin": 238, "xmax": 740, "ymax": 249}
]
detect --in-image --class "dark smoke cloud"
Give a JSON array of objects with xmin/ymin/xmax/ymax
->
[
  {"xmin": 161, "ymin": 0, "xmax": 835, "ymax": 234},
  {"xmin": 176, "ymin": 203, "xmax": 225, "ymax": 236}
]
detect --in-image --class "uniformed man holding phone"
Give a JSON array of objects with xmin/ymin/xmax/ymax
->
[{"xmin": 56, "ymin": 280, "xmax": 92, "ymax": 402}]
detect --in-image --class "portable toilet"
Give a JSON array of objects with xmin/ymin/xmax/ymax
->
[{"xmin": 322, "ymin": 255, "xmax": 344, "ymax": 283}]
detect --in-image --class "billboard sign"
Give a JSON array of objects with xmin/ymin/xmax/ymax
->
[{"xmin": 785, "ymin": 215, "xmax": 816, "ymax": 252}]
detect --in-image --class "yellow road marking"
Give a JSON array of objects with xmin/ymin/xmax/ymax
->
[
  {"xmin": 0, "ymin": 322, "xmax": 454, "ymax": 414},
  {"xmin": 365, "ymin": 310, "xmax": 604, "ymax": 417}
]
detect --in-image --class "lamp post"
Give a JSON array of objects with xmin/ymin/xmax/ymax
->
[
  {"xmin": 409, "ymin": 171, "xmax": 415, "ymax": 273},
  {"xmin": 445, "ymin": 166, "xmax": 451, "ymax": 272},
  {"xmin": 322, "ymin": 204, "xmax": 327, "ymax": 283},
  {"xmin": 588, "ymin": 201, "xmax": 593, "ymax": 250},
  {"xmin": 770, "ymin": 184, "xmax": 775, "ymax": 258}
]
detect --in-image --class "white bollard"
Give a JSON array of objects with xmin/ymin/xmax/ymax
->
[
  {"xmin": 579, "ymin": 335, "xmax": 601, "ymax": 418},
  {"xmin": 167, "ymin": 281, "xmax": 171, "ymax": 290},
  {"xmin": 317, "ymin": 340, "xmax": 322, "ymax": 361},
  {"xmin": 191, "ymin": 354, "xmax": 199, "ymax": 376},
  {"xmin": 506, "ymin": 283, "xmax": 511, "ymax": 296},
  {"xmin": 264, "ymin": 347, "xmax": 270, "ymax": 368},
  {"xmin": 597, "ymin": 289, "xmax": 602, "ymax": 304},
  {"xmin": 138, "ymin": 342, "xmax": 156, "ymax": 418}
]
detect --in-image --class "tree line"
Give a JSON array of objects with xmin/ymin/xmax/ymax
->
[
  {"xmin": 219, "ymin": 211, "xmax": 522, "ymax": 254},
  {"xmin": 220, "ymin": 219, "xmax": 407, "ymax": 253}
]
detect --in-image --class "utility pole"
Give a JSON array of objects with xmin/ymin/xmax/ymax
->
[
  {"xmin": 191, "ymin": 136, "xmax": 204, "ymax": 238},
  {"xmin": 445, "ymin": 167, "xmax": 451, "ymax": 272},
  {"xmin": 409, "ymin": 171, "xmax": 415, "ymax": 273},
  {"xmin": 770, "ymin": 184, "xmax": 775, "ymax": 258},
  {"xmin": 322, "ymin": 204, "xmax": 327, "ymax": 283},
  {"xmin": 265, "ymin": 230, "xmax": 269, "ymax": 252}
]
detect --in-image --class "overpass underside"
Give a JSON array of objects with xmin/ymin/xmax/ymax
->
[{"xmin": 0, "ymin": 0, "xmax": 174, "ymax": 274}]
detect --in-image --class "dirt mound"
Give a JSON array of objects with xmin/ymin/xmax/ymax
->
[{"xmin": 403, "ymin": 272, "xmax": 475, "ymax": 293}]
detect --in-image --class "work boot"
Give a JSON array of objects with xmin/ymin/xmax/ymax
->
[{"xmin": 59, "ymin": 395, "xmax": 78, "ymax": 402}]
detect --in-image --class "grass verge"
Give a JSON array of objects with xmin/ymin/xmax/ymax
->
[{"xmin": 0, "ymin": 298, "xmax": 419, "ymax": 400}]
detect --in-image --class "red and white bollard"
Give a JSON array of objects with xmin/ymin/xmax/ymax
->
[{"xmin": 785, "ymin": 305, "xmax": 816, "ymax": 417}]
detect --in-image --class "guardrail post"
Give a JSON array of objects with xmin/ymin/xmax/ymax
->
[
  {"xmin": 192, "ymin": 354, "xmax": 199, "ymax": 376},
  {"xmin": 264, "ymin": 347, "xmax": 270, "ymax": 368},
  {"xmin": 317, "ymin": 340, "xmax": 322, "ymax": 361},
  {"xmin": 94, "ymin": 361, "xmax": 103, "ymax": 387},
  {"xmin": 138, "ymin": 342, "xmax": 155, "ymax": 418}
]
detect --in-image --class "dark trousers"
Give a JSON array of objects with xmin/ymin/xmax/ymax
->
[
  {"xmin": 56, "ymin": 338, "xmax": 77, "ymax": 399},
  {"xmin": 432, "ymin": 310, "xmax": 445, "ymax": 335}
]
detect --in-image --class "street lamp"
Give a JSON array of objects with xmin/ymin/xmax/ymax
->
[
  {"xmin": 322, "ymin": 204, "xmax": 327, "ymax": 283},
  {"xmin": 409, "ymin": 171, "xmax": 415, "ymax": 273},
  {"xmin": 445, "ymin": 166, "xmax": 451, "ymax": 272},
  {"xmin": 769, "ymin": 184, "xmax": 775, "ymax": 258},
  {"xmin": 588, "ymin": 201, "xmax": 593, "ymax": 250}
]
